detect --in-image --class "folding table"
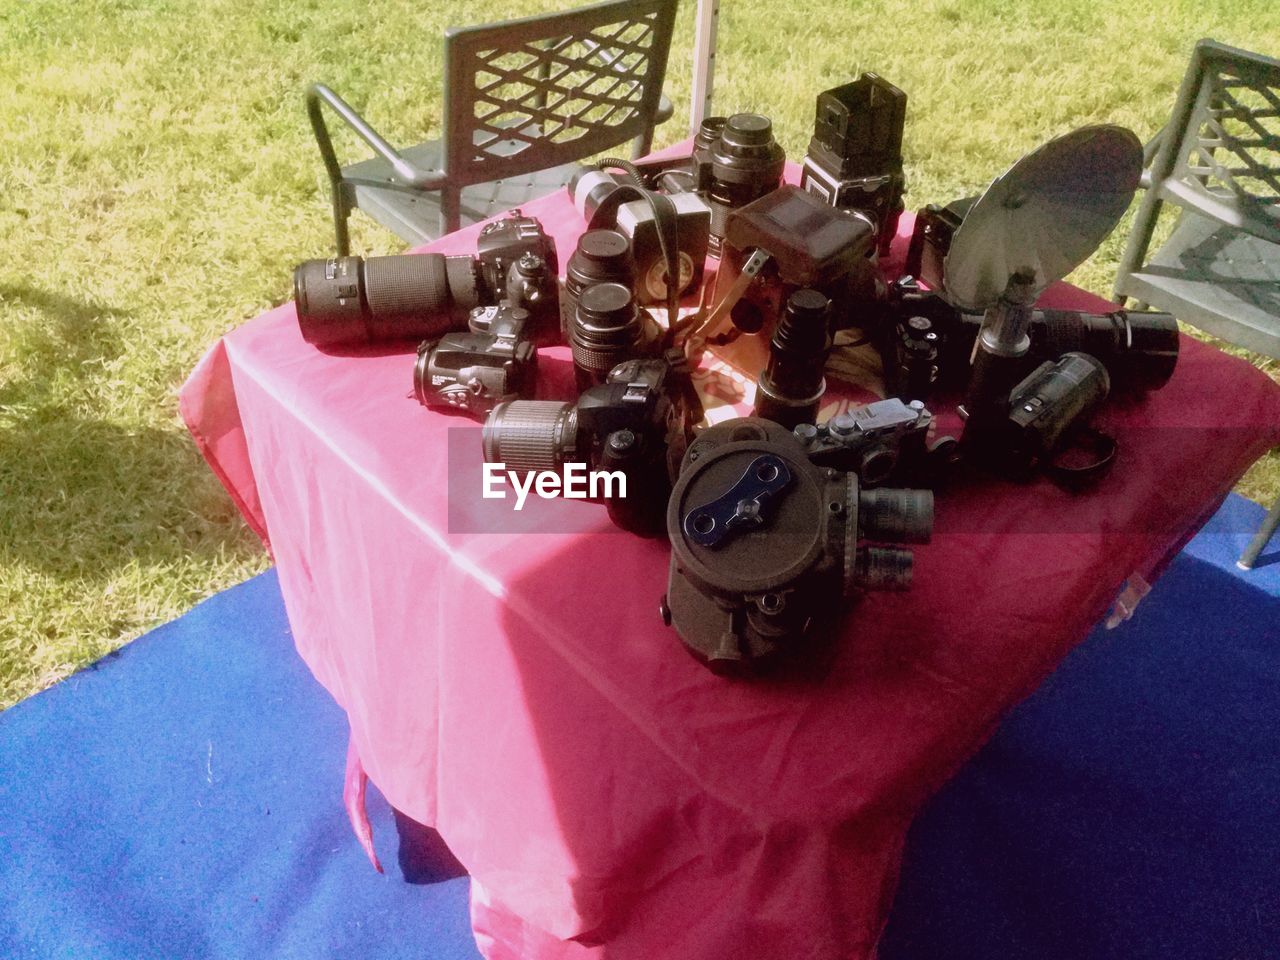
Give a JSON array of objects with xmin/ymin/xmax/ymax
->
[{"xmin": 181, "ymin": 161, "xmax": 1280, "ymax": 959}]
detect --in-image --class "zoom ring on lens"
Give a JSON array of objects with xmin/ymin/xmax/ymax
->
[
  {"xmin": 570, "ymin": 341, "xmax": 634, "ymax": 379},
  {"xmin": 363, "ymin": 253, "xmax": 452, "ymax": 337},
  {"xmin": 483, "ymin": 401, "xmax": 572, "ymax": 473}
]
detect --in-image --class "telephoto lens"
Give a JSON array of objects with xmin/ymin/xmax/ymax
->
[
  {"xmin": 1031, "ymin": 309, "xmax": 1179, "ymax": 392},
  {"xmin": 706, "ymin": 113, "xmax": 786, "ymax": 256},
  {"xmin": 568, "ymin": 282, "xmax": 649, "ymax": 391},
  {"xmin": 561, "ymin": 230, "xmax": 636, "ymax": 341},
  {"xmin": 293, "ymin": 253, "xmax": 462, "ymax": 347},
  {"xmin": 752, "ymin": 289, "xmax": 833, "ymax": 429}
]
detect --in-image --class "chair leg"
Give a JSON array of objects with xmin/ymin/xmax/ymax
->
[
  {"xmin": 1238, "ymin": 493, "xmax": 1280, "ymax": 570},
  {"xmin": 332, "ymin": 184, "xmax": 352, "ymax": 258},
  {"xmin": 440, "ymin": 187, "xmax": 462, "ymax": 237}
]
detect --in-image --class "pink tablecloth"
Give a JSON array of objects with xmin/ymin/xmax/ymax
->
[{"xmin": 180, "ymin": 174, "xmax": 1280, "ymax": 958}]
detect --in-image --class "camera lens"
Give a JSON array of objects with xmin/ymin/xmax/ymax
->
[
  {"xmin": 569, "ymin": 282, "xmax": 645, "ymax": 389},
  {"xmin": 852, "ymin": 545, "xmax": 914, "ymax": 591},
  {"xmin": 706, "ymin": 113, "xmax": 786, "ymax": 255},
  {"xmin": 562, "ymin": 231, "xmax": 635, "ymax": 340},
  {"xmin": 293, "ymin": 252, "xmax": 456, "ymax": 346},
  {"xmin": 1037, "ymin": 309, "xmax": 1179, "ymax": 392},
  {"xmin": 753, "ymin": 289, "xmax": 831, "ymax": 428},
  {"xmin": 858, "ymin": 487, "xmax": 934, "ymax": 544},
  {"xmin": 482, "ymin": 400, "xmax": 577, "ymax": 472}
]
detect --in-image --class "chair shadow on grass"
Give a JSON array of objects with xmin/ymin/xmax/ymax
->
[{"xmin": 0, "ymin": 283, "xmax": 263, "ymax": 577}]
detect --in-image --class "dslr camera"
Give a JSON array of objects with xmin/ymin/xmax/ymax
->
[
  {"xmin": 292, "ymin": 211, "xmax": 559, "ymax": 347},
  {"xmin": 413, "ymin": 303, "xmax": 537, "ymax": 417},
  {"xmin": 482, "ymin": 354, "xmax": 703, "ymax": 535}
]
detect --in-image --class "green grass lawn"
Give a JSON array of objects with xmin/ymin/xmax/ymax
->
[{"xmin": 1, "ymin": 0, "xmax": 1278, "ymax": 707}]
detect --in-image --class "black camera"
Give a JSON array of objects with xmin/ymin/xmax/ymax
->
[
  {"xmin": 883, "ymin": 278, "xmax": 1180, "ymax": 401},
  {"xmin": 481, "ymin": 354, "xmax": 703, "ymax": 534},
  {"xmin": 292, "ymin": 211, "xmax": 559, "ymax": 347},
  {"xmin": 413, "ymin": 303, "xmax": 537, "ymax": 417},
  {"xmin": 662, "ymin": 417, "xmax": 932, "ymax": 674},
  {"xmin": 800, "ymin": 73, "xmax": 908, "ymax": 258}
]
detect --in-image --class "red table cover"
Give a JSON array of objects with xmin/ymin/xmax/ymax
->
[{"xmin": 180, "ymin": 168, "xmax": 1280, "ymax": 958}]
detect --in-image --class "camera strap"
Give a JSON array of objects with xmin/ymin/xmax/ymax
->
[{"xmin": 585, "ymin": 169, "xmax": 682, "ymax": 338}]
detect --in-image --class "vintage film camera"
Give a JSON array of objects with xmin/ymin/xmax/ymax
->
[
  {"xmin": 662, "ymin": 417, "xmax": 932, "ymax": 674},
  {"xmin": 800, "ymin": 73, "xmax": 908, "ymax": 258},
  {"xmin": 696, "ymin": 185, "xmax": 882, "ymax": 359},
  {"xmin": 292, "ymin": 211, "xmax": 559, "ymax": 347}
]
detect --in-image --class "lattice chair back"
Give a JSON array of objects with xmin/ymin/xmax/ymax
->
[
  {"xmin": 440, "ymin": 0, "xmax": 677, "ymax": 188},
  {"xmin": 1156, "ymin": 40, "xmax": 1280, "ymax": 235}
]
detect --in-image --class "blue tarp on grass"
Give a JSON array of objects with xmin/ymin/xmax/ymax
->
[{"xmin": 1, "ymin": 494, "xmax": 1276, "ymax": 959}]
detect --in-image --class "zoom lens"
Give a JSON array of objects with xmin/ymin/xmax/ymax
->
[
  {"xmin": 482, "ymin": 400, "xmax": 577, "ymax": 472},
  {"xmin": 1036, "ymin": 309, "xmax": 1179, "ymax": 391},
  {"xmin": 293, "ymin": 253, "xmax": 462, "ymax": 346},
  {"xmin": 569, "ymin": 282, "xmax": 646, "ymax": 390}
]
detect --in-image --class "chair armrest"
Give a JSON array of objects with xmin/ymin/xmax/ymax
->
[
  {"xmin": 1158, "ymin": 177, "xmax": 1280, "ymax": 247},
  {"xmin": 305, "ymin": 83, "xmax": 448, "ymax": 192}
]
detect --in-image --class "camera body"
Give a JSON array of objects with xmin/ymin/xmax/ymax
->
[
  {"xmin": 663, "ymin": 418, "xmax": 932, "ymax": 674},
  {"xmin": 881, "ymin": 278, "xmax": 1180, "ymax": 401},
  {"xmin": 482, "ymin": 354, "xmax": 703, "ymax": 534},
  {"xmin": 414, "ymin": 303, "xmax": 537, "ymax": 417},
  {"xmin": 794, "ymin": 398, "xmax": 953, "ymax": 487},
  {"xmin": 801, "ymin": 73, "xmax": 908, "ymax": 257}
]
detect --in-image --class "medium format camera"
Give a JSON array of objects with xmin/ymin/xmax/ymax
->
[
  {"xmin": 663, "ymin": 417, "xmax": 932, "ymax": 674},
  {"xmin": 481, "ymin": 354, "xmax": 703, "ymax": 534},
  {"xmin": 801, "ymin": 73, "xmax": 908, "ymax": 257},
  {"xmin": 292, "ymin": 211, "xmax": 559, "ymax": 347},
  {"xmin": 413, "ymin": 303, "xmax": 537, "ymax": 417}
]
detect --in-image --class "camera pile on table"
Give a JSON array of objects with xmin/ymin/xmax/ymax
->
[{"xmin": 288, "ymin": 73, "xmax": 1181, "ymax": 676}]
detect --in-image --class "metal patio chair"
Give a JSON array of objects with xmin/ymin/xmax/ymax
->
[
  {"xmin": 1113, "ymin": 38, "xmax": 1280, "ymax": 569},
  {"xmin": 306, "ymin": 0, "xmax": 677, "ymax": 256}
]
